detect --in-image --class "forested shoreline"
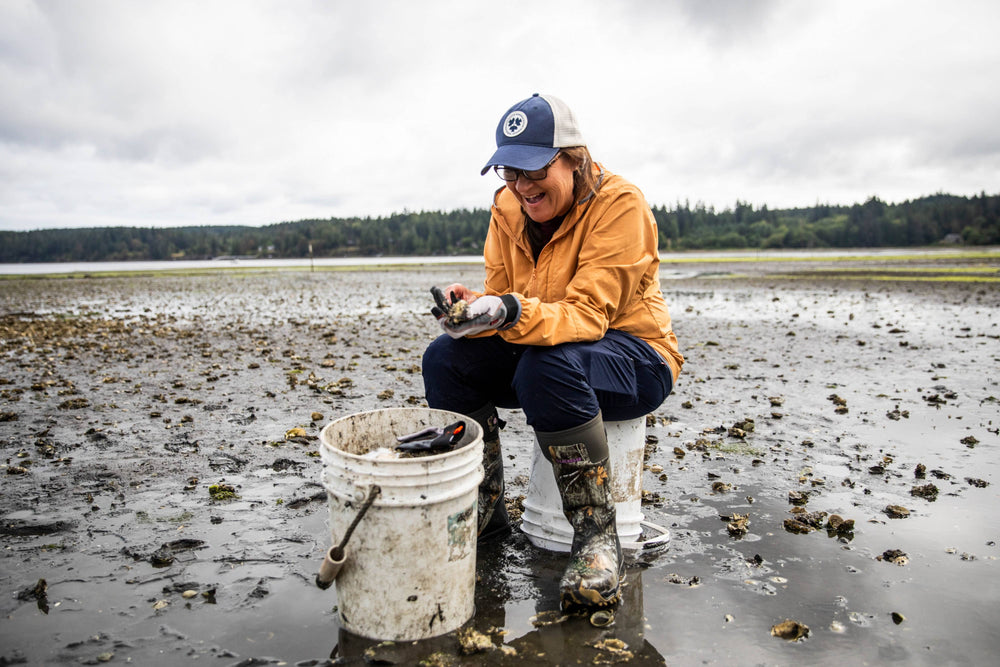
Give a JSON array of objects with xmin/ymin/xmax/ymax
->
[{"xmin": 2, "ymin": 192, "xmax": 997, "ymax": 263}]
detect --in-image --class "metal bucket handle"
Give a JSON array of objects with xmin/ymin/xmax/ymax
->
[{"xmin": 315, "ymin": 484, "xmax": 381, "ymax": 589}]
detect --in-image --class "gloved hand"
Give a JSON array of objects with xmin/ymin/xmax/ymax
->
[{"xmin": 430, "ymin": 287, "xmax": 522, "ymax": 339}]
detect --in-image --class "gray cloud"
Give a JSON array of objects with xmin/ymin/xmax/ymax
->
[
  {"xmin": 675, "ymin": 0, "xmax": 784, "ymax": 42},
  {"xmin": 0, "ymin": 0, "xmax": 998, "ymax": 231}
]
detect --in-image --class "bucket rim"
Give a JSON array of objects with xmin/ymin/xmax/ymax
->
[{"xmin": 319, "ymin": 407, "xmax": 483, "ymax": 463}]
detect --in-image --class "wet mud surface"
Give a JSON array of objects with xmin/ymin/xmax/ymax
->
[{"xmin": 2, "ymin": 251, "xmax": 999, "ymax": 665}]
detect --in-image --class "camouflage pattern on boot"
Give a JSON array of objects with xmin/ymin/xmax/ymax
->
[
  {"xmin": 547, "ymin": 441, "xmax": 623, "ymax": 608},
  {"xmin": 469, "ymin": 405, "xmax": 509, "ymax": 541}
]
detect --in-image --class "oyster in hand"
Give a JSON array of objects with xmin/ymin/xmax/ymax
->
[{"xmin": 431, "ymin": 286, "xmax": 473, "ymax": 325}]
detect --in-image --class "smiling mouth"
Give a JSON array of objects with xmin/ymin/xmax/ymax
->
[{"xmin": 525, "ymin": 194, "xmax": 545, "ymax": 205}]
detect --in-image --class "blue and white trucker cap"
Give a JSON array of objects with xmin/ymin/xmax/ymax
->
[{"xmin": 480, "ymin": 93, "xmax": 586, "ymax": 175}]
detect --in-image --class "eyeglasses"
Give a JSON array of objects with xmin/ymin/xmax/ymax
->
[{"xmin": 494, "ymin": 153, "xmax": 561, "ymax": 182}]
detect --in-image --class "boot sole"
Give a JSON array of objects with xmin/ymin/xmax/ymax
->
[{"xmin": 561, "ymin": 571, "xmax": 626, "ymax": 609}]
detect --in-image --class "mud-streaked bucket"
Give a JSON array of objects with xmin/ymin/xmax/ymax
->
[
  {"xmin": 520, "ymin": 417, "xmax": 669, "ymax": 555},
  {"xmin": 320, "ymin": 408, "xmax": 483, "ymax": 641}
]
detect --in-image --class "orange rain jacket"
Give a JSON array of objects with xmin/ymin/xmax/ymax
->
[{"xmin": 478, "ymin": 166, "xmax": 684, "ymax": 382}]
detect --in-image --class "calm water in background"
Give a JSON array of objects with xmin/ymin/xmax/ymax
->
[{"xmin": 0, "ymin": 247, "xmax": 990, "ymax": 276}]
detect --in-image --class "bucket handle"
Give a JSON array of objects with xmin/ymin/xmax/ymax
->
[{"xmin": 315, "ymin": 484, "xmax": 381, "ymax": 589}]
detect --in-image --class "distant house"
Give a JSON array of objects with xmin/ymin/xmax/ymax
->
[{"xmin": 942, "ymin": 233, "xmax": 962, "ymax": 244}]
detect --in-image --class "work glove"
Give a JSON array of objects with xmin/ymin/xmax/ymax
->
[
  {"xmin": 430, "ymin": 287, "xmax": 522, "ymax": 339},
  {"xmin": 395, "ymin": 420, "xmax": 467, "ymax": 453}
]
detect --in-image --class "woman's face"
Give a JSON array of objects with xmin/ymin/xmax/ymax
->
[{"xmin": 506, "ymin": 154, "xmax": 576, "ymax": 222}]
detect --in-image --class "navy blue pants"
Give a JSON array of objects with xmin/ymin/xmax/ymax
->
[{"xmin": 422, "ymin": 330, "xmax": 673, "ymax": 432}]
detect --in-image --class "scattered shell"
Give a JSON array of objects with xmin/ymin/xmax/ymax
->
[
  {"xmin": 829, "ymin": 620, "xmax": 847, "ymax": 633},
  {"xmin": 826, "ymin": 514, "xmax": 855, "ymax": 537},
  {"xmin": 890, "ymin": 611, "xmax": 906, "ymax": 624},
  {"xmin": 149, "ymin": 547, "xmax": 175, "ymax": 567},
  {"xmin": 152, "ymin": 599, "xmax": 169, "ymax": 611},
  {"xmin": 910, "ymin": 483, "xmax": 939, "ymax": 500},
  {"xmin": 788, "ymin": 490, "xmax": 810, "ymax": 506},
  {"xmin": 770, "ymin": 619, "xmax": 810, "ymax": 641},
  {"xmin": 181, "ymin": 590, "xmax": 198, "ymax": 599},
  {"xmin": 310, "ymin": 412, "xmax": 324, "ymax": 422},
  {"xmin": 591, "ymin": 638, "xmax": 632, "ymax": 658},
  {"xmin": 879, "ymin": 549, "xmax": 909, "ymax": 566},
  {"xmin": 799, "ymin": 510, "xmax": 828, "ymax": 525},
  {"xmin": 456, "ymin": 627, "xmax": 494, "ymax": 655},
  {"xmin": 727, "ymin": 513, "xmax": 750, "ymax": 537},
  {"xmin": 418, "ymin": 651, "xmax": 455, "ymax": 667},
  {"xmin": 884, "ymin": 505, "xmax": 910, "ymax": 519},
  {"xmin": 665, "ymin": 573, "xmax": 701, "ymax": 587},
  {"xmin": 783, "ymin": 518, "xmax": 814, "ymax": 534},
  {"xmin": 529, "ymin": 610, "xmax": 568, "ymax": 627}
]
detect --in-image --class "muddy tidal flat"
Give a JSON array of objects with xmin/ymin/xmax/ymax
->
[{"xmin": 1, "ymin": 249, "xmax": 998, "ymax": 666}]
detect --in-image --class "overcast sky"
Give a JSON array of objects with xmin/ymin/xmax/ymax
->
[{"xmin": 2, "ymin": 0, "xmax": 998, "ymax": 232}]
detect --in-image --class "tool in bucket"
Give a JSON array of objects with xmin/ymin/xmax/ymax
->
[
  {"xmin": 394, "ymin": 420, "xmax": 466, "ymax": 453},
  {"xmin": 315, "ymin": 484, "xmax": 381, "ymax": 589}
]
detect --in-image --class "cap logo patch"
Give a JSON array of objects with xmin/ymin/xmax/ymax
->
[{"xmin": 503, "ymin": 111, "xmax": 528, "ymax": 137}]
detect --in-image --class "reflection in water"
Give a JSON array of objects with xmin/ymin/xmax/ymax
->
[
  {"xmin": 330, "ymin": 533, "xmax": 666, "ymax": 664},
  {"xmin": 499, "ymin": 567, "xmax": 666, "ymax": 665}
]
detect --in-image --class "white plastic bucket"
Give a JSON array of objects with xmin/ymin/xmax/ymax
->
[
  {"xmin": 521, "ymin": 417, "xmax": 669, "ymax": 554},
  {"xmin": 319, "ymin": 408, "xmax": 483, "ymax": 641}
]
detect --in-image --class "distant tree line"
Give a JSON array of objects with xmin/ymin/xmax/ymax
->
[
  {"xmin": 1, "ymin": 193, "xmax": 997, "ymax": 263},
  {"xmin": 652, "ymin": 192, "xmax": 999, "ymax": 250}
]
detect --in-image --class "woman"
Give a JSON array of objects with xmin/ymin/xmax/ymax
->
[{"xmin": 422, "ymin": 93, "xmax": 683, "ymax": 610}]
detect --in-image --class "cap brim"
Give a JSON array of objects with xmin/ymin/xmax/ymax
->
[{"xmin": 480, "ymin": 145, "xmax": 559, "ymax": 175}]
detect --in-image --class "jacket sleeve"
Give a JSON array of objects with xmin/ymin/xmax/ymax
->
[
  {"xmin": 501, "ymin": 187, "xmax": 658, "ymax": 345},
  {"xmin": 457, "ymin": 206, "xmax": 518, "ymax": 340},
  {"xmin": 483, "ymin": 211, "xmax": 513, "ymax": 296}
]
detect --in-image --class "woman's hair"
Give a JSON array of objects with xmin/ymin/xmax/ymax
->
[{"xmin": 562, "ymin": 146, "xmax": 601, "ymax": 203}]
